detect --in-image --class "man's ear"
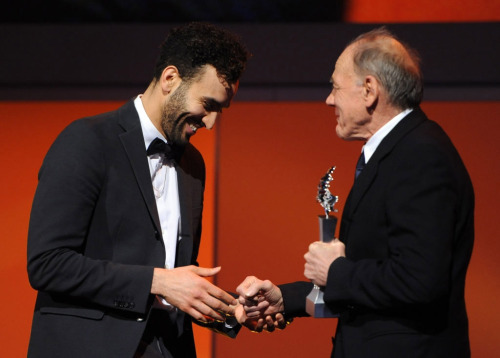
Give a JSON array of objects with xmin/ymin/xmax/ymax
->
[
  {"xmin": 363, "ymin": 75, "xmax": 380, "ymax": 109},
  {"xmin": 160, "ymin": 66, "xmax": 181, "ymax": 94}
]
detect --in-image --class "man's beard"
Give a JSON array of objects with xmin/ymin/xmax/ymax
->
[{"xmin": 161, "ymin": 83, "xmax": 190, "ymax": 147}]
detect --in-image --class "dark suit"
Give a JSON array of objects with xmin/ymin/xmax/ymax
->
[
  {"xmin": 27, "ymin": 100, "xmax": 205, "ymax": 357},
  {"xmin": 280, "ymin": 108, "xmax": 474, "ymax": 358}
]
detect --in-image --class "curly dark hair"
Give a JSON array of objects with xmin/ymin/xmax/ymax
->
[{"xmin": 153, "ymin": 22, "xmax": 250, "ymax": 85}]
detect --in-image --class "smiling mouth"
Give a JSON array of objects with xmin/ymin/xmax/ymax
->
[
  {"xmin": 189, "ymin": 124, "xmax": 198, "ymax": 133},
  {"xmin": 185, "ymin": 115, "xmax": 205, "ymax": 136}
]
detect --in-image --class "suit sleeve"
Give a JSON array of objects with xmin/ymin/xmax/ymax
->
[
  {"xmin": 278, "ymin": 281, "xmax": 313, "ymax": 317},
  {"xmin": 27, "ymin": 119, "xmax": 153, "ymax": 315},
  {"xmin": 324, "ymin": 137, "xmax": 461, "ymax": 311}
]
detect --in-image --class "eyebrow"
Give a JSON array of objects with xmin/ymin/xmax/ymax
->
[{"xmin": 202, "ymin": 97, "xmax": 224, "ymax": 112}]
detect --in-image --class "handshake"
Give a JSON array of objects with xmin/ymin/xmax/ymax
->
[
  {"xmin": 235, "ymin": 238, "xmax": 345, "ymax": 332},
  {"xmin": 233, "ymin": 276, "xmax": 288, "ymax": 333},
  {"xmin": 152, "ymin": 239, "xmax": 345, "ymax": 334}
]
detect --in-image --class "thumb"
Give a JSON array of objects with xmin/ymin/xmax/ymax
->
[
  {"xmin": 242, "ymin": 278, "xmax": 263, "ymax": 298},
  {"xmin": 236, "ymin": 278, "xmax": 253, "ymax": 297},
  {"xmin": 192, "ymin": 266, "xmax": 221, "ymax": 277}
]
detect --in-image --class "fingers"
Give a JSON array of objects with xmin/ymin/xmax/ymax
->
[
  {"xmin": 260, "ymin": 313, "xmax": 290, "ymax": 332},
  {"xmin": 237, "ymin": 276, "xmax": 275, "ymax": 299},
  {"xmin": 237, "ymin": 276, "xmax": 285, "ymax": 320},
  {"xmin": 190, "ymin": 266, "xmax": 236, "ymax": 307},
  {"xmin": 237, "ymin": 276, "xmax": 275, "ymax": 311},
  {"xmin": 238, "ymin": 293, "xmax": 270, "ymax": 317},
  {"xmin": 245, "ymin": 316, "xmax": 279, "ymax": 333},
  {"xmin": 187, "ymin": 295, "xmax": 232, "ymax": 323},
  {"xmin": 239, "ymin": 310, "xmax": 291, "ymax": 334},
  {"xmin": 189, "ymin": 300, "xmax": 225, "ymax": 323},
  {"xmin": 208, "ymin": 284, "xmax": 238, "ymax": 307},
  {"xmin": 264, "ymin": 315, "xmax": 276, "ymax": 332},
  {"xmin": 244, "ymin": 300, "xmax": 270, "ymax": 318},
  {"xmin": 305, "ymin": 241, "xmax": 323, "ymax": 257},
  {"xmin": 236, "ymin": 276, "xmax": 266, "ymax": 314},
  {"xmin": 184, "ymin": 286, "xmax": 228, "ymax": 322},
  {"xmin": 236, "ymin": 276, "xmax": 262, "ymax": 298},
  {"xmin": 192, "ymin": 265, "xmax": 221, "ymax": 277},
  {"xmin": 157, "ymin": 266, "xmax": 238, "ymax": 323},
  {"xmin": 195, "ymin": 284, "xmax": 238, "ymax": 322},
  {"xmin": 304, "ymin": 240, "xmax": 344, "ymax": 287},
  {"xmin": 245, "ymin": 318, "xmax": 265, "ymax": 333},
  {"xmin": 274, "ymin": 313, "xmax": 288, "ymax": 329}
]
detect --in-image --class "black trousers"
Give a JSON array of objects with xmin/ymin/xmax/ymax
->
[{"xmin": 134, "ymin": 309, "xmax": 196, "ymax": 358}]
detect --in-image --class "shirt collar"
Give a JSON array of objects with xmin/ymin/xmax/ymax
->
[
  {"xmin": 363, "ymin": 108, "xmax": 413, "ymax": 163},
  {"xmin": 133, "ymin": 95, "xmax": 167, "ymax": 150}
]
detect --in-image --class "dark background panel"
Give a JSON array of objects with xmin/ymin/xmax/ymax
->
[
  {"xmin": 1, "ymin": 23, "xmax": 499, "ymax": 101},
  {"xmin": 0, "ymin": 0, "xmax": 346, "ymax": 23}
]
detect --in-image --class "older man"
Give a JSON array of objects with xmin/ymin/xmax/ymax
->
[{"xmin": 238, "ymin": 27, "xmax": 474, "ymax": 358}]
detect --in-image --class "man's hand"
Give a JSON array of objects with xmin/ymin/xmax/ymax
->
[
  {"xmin": 236, "ymin": 276, "xmax": 285, "ymax": 319},
  {"xmin": 234, "ymin": 303, "xmax": 288, "ymax": 333},
  {"xmin": 151, "ymin": 265, "xmax": 236, "ymax": 323},
  {"xmin": 304, "ymin": 239, "xmax": 345, "ymax": 286}
]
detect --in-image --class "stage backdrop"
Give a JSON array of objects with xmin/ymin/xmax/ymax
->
[
  {"xmin": 1, "ymin": 101, "xmax": 498, "ymax": 357},
  {"xmin": 0, "ymin": 101, "xmax": 217, "ymax": 357},
  {"xmin": 214, "ymin": 101, "xmax": 500, "ymax": 357}
]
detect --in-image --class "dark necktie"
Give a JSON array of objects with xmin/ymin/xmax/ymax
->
[
  {"xmin": 146, "ymin": 138, "xmax": 176, "ymax": 161},
  {"xmin": 355, "ymin": 151, "xmax": 366, "ymax": 179}
]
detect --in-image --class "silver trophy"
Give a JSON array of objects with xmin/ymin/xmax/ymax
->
[{"xmin": 305, "ymin": 166, "xmax": 339, "ymax": 318}]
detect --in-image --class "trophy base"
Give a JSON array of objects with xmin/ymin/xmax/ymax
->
[
  {"xmin": 305, "ymin": 215, "xmax": 339, "ymax": 318},
  {"xmin": 305, "ymin": 285, "xmax": 339, "ymax": 318}
]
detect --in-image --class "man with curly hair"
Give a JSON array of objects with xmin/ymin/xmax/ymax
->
[{"xmin": 27, "ymin": 23, "xmax": 252, "ymax": 358}]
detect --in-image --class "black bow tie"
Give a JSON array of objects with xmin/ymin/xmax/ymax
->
[{"xmin": 146, "ymin": 138, "xmax": 176, "ymax": 161}]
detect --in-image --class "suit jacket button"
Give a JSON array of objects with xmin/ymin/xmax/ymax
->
[{"xmin": 154, "ymin": 231, "xmax": 160, "ymax": 239}]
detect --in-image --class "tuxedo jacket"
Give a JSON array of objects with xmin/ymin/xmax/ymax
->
[
  {"xmin": 280, "ymin": 108, "xmax": 474, "ymax": 358},
  {"xmin": 27, "ymin": 100, "xmax": 206, "ymax": 357}
]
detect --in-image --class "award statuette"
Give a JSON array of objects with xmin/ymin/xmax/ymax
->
[{"xmin": 305, "ymin": 166, "xmax": 339, "ymax": 318}]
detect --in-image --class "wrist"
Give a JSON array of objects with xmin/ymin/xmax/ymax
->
[
  {"xmin": 274, "ymin": 287, "xmax": 285, "ymax": 313},
  {"xmin": 151, "ymin": 267, "xmax": 166, "ymax": 295}
]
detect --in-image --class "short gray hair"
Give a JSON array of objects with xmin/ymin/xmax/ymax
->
[{"xmin": 350, "ymin": 27, "xmax": 423, "ymax": 110}]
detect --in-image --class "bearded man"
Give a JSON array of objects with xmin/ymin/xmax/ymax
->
[{"xmin": 27, "ymin": 22, "xmax": 252, "ymax": 358}]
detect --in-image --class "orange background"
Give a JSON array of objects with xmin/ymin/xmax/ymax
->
[
  {"xmin": 345, "ymin": 0, "xmax": 500, "ymax": 22},
  {"xmin": 211, "ymin": 1, "xmax": 500, "ymax": 353},
  {"xmin": 214, "ymin": 101, "xmax": 500, "ymax": 357},
  {"xmin": 0, "ymin": 101, "xmax": 213, "ymax": 357},
  {"xmin": 1, "ymin": 1, "xmax": 498, "ymax": 356},
  {"xmin": 1, "ymin": 100, "xmax": 498, "ymax": 357}
]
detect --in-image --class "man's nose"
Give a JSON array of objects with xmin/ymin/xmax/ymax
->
[
  {"xmin": 202, "ymin": 112, "xmax": 220, "ymax": 130},
  {"xmin": 325, "ymin": 92, "xmax": 335, "ymax": 106}
]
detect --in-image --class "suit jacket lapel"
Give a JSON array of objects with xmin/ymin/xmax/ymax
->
[
  {"xmin": 345, "ymin": 108, "xmax": 428, "ymax": 217},
  {"xmin": 116, "ymin": 100, "xmax": 195, "ymax": 267},
  {"xmin": 175, "ymin": 164, "xmax": 194, "ymax": 267},
  {"xmin": 117, "ymin": 100, "xmax": 162, "ymax": 234}
]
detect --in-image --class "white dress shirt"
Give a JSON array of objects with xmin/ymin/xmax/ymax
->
[
  {"xmin": 134, "ymin": 95, "xmax": 180, "ymax": 310},
  {"xmin": 362, "ymin": 108, "xmax": 413, "ymax": 163}
]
